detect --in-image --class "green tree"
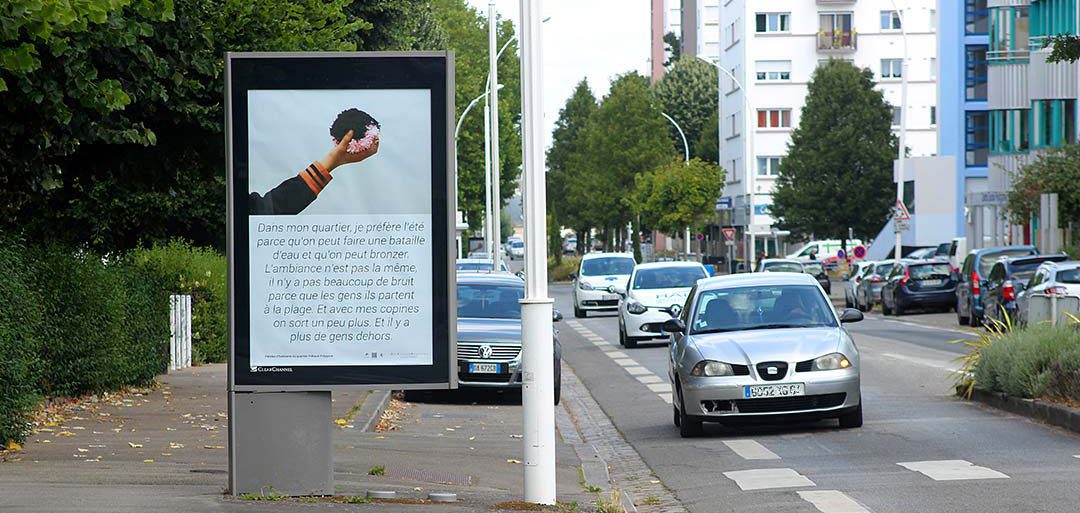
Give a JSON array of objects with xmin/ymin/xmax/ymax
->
[
  {"xmin": 770, "ymin": 60, "xmax": 898, "ymax": 249},
  {"xmin": 434, "ymin": 0, "xmax": 521, "ymax": 234},
  {"xmin": 547, "ymin": 79, "xmax": 598, "ymax": 256},
  {"xmin": 1046, "ymin": 35, "xmax": 1080, "ymax": 63},
  {"xmin": 652, "ymin": 57, "xmax": 717, "ymax": 160},
  {"xmin": 634, "ymin": 158, "xmax": 724, "ymax": 237},
  {"xmin": 693, "ymin": 110, "xmax": 719, "ymax": 165},
  {"xmin": 347, "ymin": 0, "xmax": 447, "ymax": 51},
  {"xmin": 662, "ymin": 31, "xmax": 680, "ymax": 67},
  {"xmin": 575, "ymin": 72, "xmax": 676, "ymax": 260},
  {"xmin": 1006, "ymin": 145, "xmax": 1080, "ymax": 227}
]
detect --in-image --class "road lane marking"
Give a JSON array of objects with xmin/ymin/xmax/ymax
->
[
  {"xmin": 867, "ymin": 315, "xmax": 974, "ymax": 337},
  {"xmin": 723, "ymin": 440, "xmax": 780, "ymax": 460},
  {"xmin": 658, "ymin": 393, "xmax": 672, "ymax": 404},
  {"xmin": 723, "ymin": 468, "xmax": 815, "ymax": 491},
  {"xmin": 625, "ymin": 366, "xmax": 652, "ymax": 376},
  {"xmin": 797, "ymin": 491, "xmax": 871, "ymax": 513},
  {"xmin": 636, "ymin": 375, "xmax": 664, "ymax": 384},
  {"xmin": 896, "ymin": 460, "xmax": 1009, "ymax": 481},
  {"xmin": 879, "ymin": 352, "xmax": 960, "ymax": 373},
  {"xmin": 647, "ymin": 383, "xmax": 672, "ymax": 393},
  {"xmin": 1074, "ymin": 455, "xmax": 1080, "ymax": 459},
  {"xmin": 606, "ymin": 351, "xmax": 629, "ymax": 359},
  {"xmin": 567, "ymin": 323, "xmax": 673, "ymax": 404},
  {"xmin": 613, "ymin": 358, "xmax": 638, "ymax": 367}
]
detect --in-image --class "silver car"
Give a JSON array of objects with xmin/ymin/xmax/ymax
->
[{"xmin": 666, "ymin": 272, "xmax": 864, "ymax": 437}]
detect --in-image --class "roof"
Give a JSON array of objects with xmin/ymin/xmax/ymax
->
[
  {"xmin": 456, "ymin": 272, "xmax": 524, "ymax": 286},
  {"xmin": 697, "ymin": 272, "xmax": 819, "ymax": 292},
  {"xmin": 760, "ymin": 258, "xmax": 802, "ymax": 265},
  {"xmin": 581, "ymin": 252, "xmax": 636, "ymax": 261},
  {"xmin": 634, "ymin": 261, "xmax": 705, "ymax": 270}
]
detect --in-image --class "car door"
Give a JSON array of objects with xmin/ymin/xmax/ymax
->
[
  {"xmin": 883, "ymin": 263, "xmax": 902, "ymax": 307},
  {"xmin": 957, "ymin": 253, "xmax": 975, "ymax": 317},
  {"xmin": 983, "ymin": 263, "xmax": 1006, "ymax": 321}
]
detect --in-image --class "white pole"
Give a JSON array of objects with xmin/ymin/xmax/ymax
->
[
  {"xmin": 660, "ymin": 112, "xmax": 691, "ymax": 258},
  {"xmin": 169, "ymin": 295, "xmax": 177, "ymax": 372},
  {"xmin": 484, "ymin": 103, "xmax": 494, "ymax": 259},
  {"xmin": 519, "ymin": 0, "xmax": 555, "ymax": 504},
  {"xmin": 891, "ymin": 1, "xmax": 908, "ymax": 261},
  {"xmin": 489, "ymin": 1, "xmax": 503, "ymax": 264}
]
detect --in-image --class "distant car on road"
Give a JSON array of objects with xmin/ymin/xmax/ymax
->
[
  {"xmin": 508, "ymin": 239, "xmax": 525, "ymax": 260},
  {"xmin": 981, "ymin": 254, "xmax": 1069, "ymax": 325},
  {"xmin": 880, "ymin": 259, "xmax": 957, "ymax": 315},
  {"xmin": 456, "ymin": 258, "xmax": 510, "ymax": 273},
  {"xmin": 800, "ymin": 260, "xmax": 831, "ymax": 295},
  {"xmin": 617, "ymin": 261, "xmax": 709, "ymax": 349},
  {"xmin": 855, "ymin": 260, "xmax": 897, "ymax": 312},
  {"xmin": 456, "ymin": 272, "xmax": 562, "ymax": 404},
  {"xmin": 571, "ymin": 252, "xmax": 637, "ymax": 317},
  {"xmin": 756, "ymin": 259, "xmax": 804, "ymax": 273},
  {"xmin": 1015, "ymin": 260, "xmax": 1080, "ymax": 326},
  {"xmin": 786, "ymin": 240, "xmax": 863, "ymax": 260},
  {"xmin": 956, "ymin": 246, "xmax": 1039, "ymax": 326},
  {"xmin": 667, "ymin": 272, "xmax": 864, "ymax": 437},
  {"xmin": 563, "ymin": 237, "xmax": 577, "ymax": 255},
  {"xmin": 843, "ymin": 261, "xmax": 875, "ymax": 308}
]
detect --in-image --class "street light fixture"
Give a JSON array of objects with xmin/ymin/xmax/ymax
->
[
  {"xmin": 660, "ymin": 112, "xmax": 693, "ymax": 257},
  {"xmin": 455, "ymin": 84, "xmax": 504, "ymax": 259}
]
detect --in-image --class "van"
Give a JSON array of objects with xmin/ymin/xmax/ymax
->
[{"xmin": 786, "ymin": 239, "xmax": 864, "ymax": 260}]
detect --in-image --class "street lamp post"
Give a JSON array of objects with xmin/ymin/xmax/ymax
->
[
  {"xmin": 696, "ymin": 56, "xmax": 756, "ymax": 270},
  {"xmin": 488, "ymin": 1, "xmax": 503, "ymax": 263},
  {"xmin": 455, "ymin": 88, "xmax": 500, "ymax": 258},
  {"xmin": 890, "ymin": 0, "xmax": 909, "ymax": 261},
  {"xmin": 660, "ymin": 112, "xmax": 692, "ymax": 258}
]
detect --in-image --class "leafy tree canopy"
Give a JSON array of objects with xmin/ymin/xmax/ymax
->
[
  {"xmin": 547, "ymin": 79, "xmax": 598, "ymax": 239},
  {"xmin": 633, "ymin": 158, "xmax": 724, "ymax": 235},
  {"xmin": 1006, "ymin": 144, "xmax": 1080, "ymax": 227},
  {"xmin": 652, "ymin": 57, "xmax": 717, "ymax": 160},
  {"xmin": 1046, "ymin": 35, "xmax": 1080, "ymax": 63}
]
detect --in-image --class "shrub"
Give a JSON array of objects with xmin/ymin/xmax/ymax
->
[
  {"xmin": 973, "ymin": 324, "xmax": 1080, "ymax": 401},
  {"xmin": 0, "ymin": 241, "xmax": 43, "ymax": 443},
  {"xmin": 548, "ymin": 256, "xmax": 581, "ymax": 282},
  {"xmin": 133, "ymin": 241, "xmax": 228, "ymax": 363}
]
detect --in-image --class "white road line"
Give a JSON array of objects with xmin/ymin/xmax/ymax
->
[
  {"xmin": 658, "ymin": 393, "xmax": 673, "ymax": 404},
  {"xmin": 606, "ymin": 351, "xmax": 629, "ymax": 359},
  {"xmin": 647, "ymin": 383, "xmax": 672, "ymax": 393},
  {"xmin": 723, "ymin": 440, "xmax": 781, "ymax": 460},
  {"xmin": 869, "ymin": 315, "xmax": 975, "ymax": 337},
  {"xmin": 723, "ymin": 468, "xmax": 815, "ymax": 491},
  {"xmin": 879, "ymin": 352, "xmax": 961, "ymax": 373},
  {"xmin": 1074, "ymin": 455, "xmax": 1080, "ymax": 459},
  {"xmin": 797, "ymin": 490, "xmax": 872, "ymax": 513},
  {"xmin": 897, "ymin": 460, "xmax": 1009, "ymax": 481},
  {"xmin": 625, "ymin": 366, "xmax": 652, "ymax": 376},
  {"xmin": 597, "ymin": 345, "xmax": 617, "ymax": 352},
  {"xmin": 636, "ymin": 375, "xmax": 664, "ymax": 384},
  {"xmin": 613, "ymin": 358, "xmax": 638, "ymax": 367}
]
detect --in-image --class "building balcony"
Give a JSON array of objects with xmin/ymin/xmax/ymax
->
[{"xmin": 816, "ymin": 30, "xmax": 857, "ymax": 52}]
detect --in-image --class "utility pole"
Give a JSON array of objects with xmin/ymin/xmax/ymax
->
[
  {"xmin": 891, "ymin": 0, "xmax": 908, "ymax": 261},
  {"xmin": 518, "ymin": 0, "xmax": 555, "ymax": 504},
  {"xmin": 489, "ymin": 1, "xmax": 502, "ymax": 262}
]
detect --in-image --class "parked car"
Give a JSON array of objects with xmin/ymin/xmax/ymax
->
[
  {"xmin": 786, "ymin": 239, "xmax": 864, "ymax": 260},
  {"xmin": 1015, "ymin": 260, "xmax": 1080, "ymax": 326},
  {"xmin": 666, "ymin": 272, "xmax": 864, "ymax": 437},
  {"xmin": 956, "ymin": 246, "xmax": 1039, "ymax": 327},
  {"xmin": 843, "ymin": 261, "xmax": 875, "ymax": 308},
  {"xmin": 756, "ymin": 258, "xmax": 804, "ymax": 273},
  {"xmin": 946, "ymin": 237, "xmax": 968, "ymax": 270},
  {"xmin": 880, "ymin": 259, "xmax": 957, "ymax": 315},
  {"xmin": 904, "ymin": 247, "xmax": 937, "ymax": 260},
  {"xmin": 508, "ymin": 239, "xmax": 525, "ymax": 260},
  {"xmin": 981, "ymin": 254, "xmax": 1070, "ymax": 325},
  {"xmin": 571, "ymin": 252, "xmax": 637, "ymax": 317},
  {"xmin": 800, "ymin": 260, "xmax": 831, "ymax": 295},
  {"xmin": 456, "ymin": 272, "xmax": 562, "ymax": 404},
  {"xmin": 563, "ymin": 237, "xmax": 577, "ymax": 255},
  {"xmin": 456, "ymin": 258, "xmax": 510, "ymax": 273},
  {"xmin": 855, "ymin": 260, "xmax": 898, "ymax": 312},
  {"xmin": 618, "ymin": 261, "xmax": 709, "ymax": 348}
]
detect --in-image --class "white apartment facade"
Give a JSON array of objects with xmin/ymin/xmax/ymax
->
[{"xmin": 716, "ymin": 0, "xmax": 939, "ymax": 255}]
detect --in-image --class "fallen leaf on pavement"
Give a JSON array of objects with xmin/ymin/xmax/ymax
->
[
  {"xmin": 161, "ymin": 453, "xmax": 172, "ymax": 457},
  {"xmin": 169, "ymin": 443, "xmax": 184, "ymax": 449},
  {"xmin": 6, "ymin": 441, "xmax": 22, "ymax": 451},
  {"xmin": 76, "ymin": 448, "xmax": 88, "ymax": 453},
  {"xmin": 507, "ymin": 459, "xmax": 521, "ymax": 464},
  {"xmin": 509, "ymin": 434, "xmax": 522, "ymax": 439},
  {"xmin": 57, "ymin": 431, "xmax": 75, "ymax": 437},
  {"xmin": 128, "ymin": 442, "xmax": 143, "ymax": 448},
  {"xmin": 204, "ymin": 445, "xmax": 225, "ymax": 449},
  {"xmin": 334, "ymin": 418, "xmax": 348, "ymax": 426},
  {"xmin": 143, "ymin": 459, "xmax": 154, "ymax": 463},
  {"xmin": 40, "ymin": 440, "xmax": 51, "ymax": 444},
  {"xmin": 469, "ymin": 436, "xmax": 476, "ymax": 441}
]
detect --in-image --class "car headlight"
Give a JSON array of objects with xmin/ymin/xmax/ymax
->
[
  {"xmin": 811, "ymin": 353, "xmax": 852, "ymax": 371},
  {"xmin": 578, "ymin": 281, "xmax": 594, "ymax": 291},
  {"xmin": 690, "ymin": 360, "xmax": 735, "ymax": 377},
  {"xmin": 626, "ymin": 300, "xmax": 647, "ymax": 315}
]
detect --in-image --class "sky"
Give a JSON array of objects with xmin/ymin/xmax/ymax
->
[{"xmin": 463, "ymin": 0, "xmax": 651, "ymax": 149}]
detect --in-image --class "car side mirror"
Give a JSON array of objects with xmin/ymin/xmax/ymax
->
[
  {"xmin": 661, "ymin": 304, "xmax": 682, "ymax": 318},
  {"xmin": 552, "ymin": 309, "xmax": 563, "ymax": 323},
  {"xmin": 662, "ymin": 318, "xmax": 686, "ymax": 333},
  {"xmin": 839, "ymin": 308, "xmax": 864, "ymax": 324}
]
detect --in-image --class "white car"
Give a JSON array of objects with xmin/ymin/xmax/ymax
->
[
  {"xmin": 509, "ymin": 239, "xmax": 525, "ymax": 260},
  {"xmin": 572, "ymin": 252, "xmax": 637, "ymax": 318},
  {"xmin": 843, "ymin": 261, "xmax": 874, "ymax": 308},
  {"xmin": 618, "ymin": 262, "xmax": 709, "ymax": 348},
  {"xmin": 1015, "ymin": 260, "xmax": 1080, "ymax": 325}
]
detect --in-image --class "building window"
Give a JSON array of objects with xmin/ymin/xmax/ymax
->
[
  {"xmin": 1032, "ymin": 99, "xmax": 1078, "ymax": 148},
  {"xmin": 965, "ymin": 45, "xmax": 988, "ymax": 100},
  {"xmin": 966, "ymin": 111, "xmax": 990, "ymax": 166},
  {"xmin": 892, "ymin": 107, "xmax": 903, "ymax": 127},
  {"xmin": 989, "ymin": 6, "xmax": 1029, "ymax": 61},
  {"xmin": 880, "ymin": 10, "xmax": 902, "ymax": 30},
  {"xmin": 755, "ymin": 13, "xmax": 790, "ymax": 33},
  {"xmin": 990, "ymin": 109, "xmax": 1030, "ymax": 154},
  {"xmin": 966, "ymin": 0, "xmax": 989, "ymax": 34},
  {"xmin": 757, "ymin": 157, "xmax": 782, "ymax": 176},
  {"xmin": 755, "ymin": 60, "xmax": 791, "ymax": 81},
  {"xmin": 727, "ymin": 112, "xmax": 740, "ymax": 138},
  {"xmin": 931, "ymin": 106, "xmax": 937, "ymax": 126},
  {"xmin": 881, "ymin": 59, "xmax": 903, "ymax": 78},
  {"xmin": 757, "ymin": 109, "xmax": 791, "ymax": 128}
]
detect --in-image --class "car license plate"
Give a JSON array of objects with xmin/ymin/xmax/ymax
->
[
  {"xmin": 921, "ymin": 279, "xmax": 943, "ymax": 286},
  {"xmin": 602, "ymin": 294, "xmax": 619, "ymax": 301},
  {"xmin": 744, "ymin": 383, "xmax": 805, "ymax": 399},
  {"xmin": 469, "ymin": 363, "xmax": 500, "ymax": 374}
]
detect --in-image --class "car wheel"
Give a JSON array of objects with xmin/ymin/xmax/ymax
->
[
  {"xmin": 624, "ymin": 336, "xmax": 639, "ymax": 349},
  {"xmin": 881, "ymin": 298, "xmax": 892, "ymax": 316},
  {"xmin": 574, "ymin": 305, "xmax": 586, "ymax": 318},
  {"xmin": 968, "ymin": 302, "xmax": 981, "ymax": 327},
  {"xmin": 618, "ymin": 327, "xmax": 627, "ymax": 347},
  {"xmin": 554, "ymin": 368, "xmax": 562, "ymax": 406},
  {"xmin": 894, "ymin": 301, "xmax": 904, "ymax": 316},
  {"xmin": 957, "ymin": 302, "xmax": 970, "ymax": 325},
  {"xmin": 678, "ymin": 387, "xmax": 703, "ymax": 438},
  {"xmin": 844, "ymin": 293, "xmax": 853, "ymax": 308},
  {"xmin": 838, "ymin": 403, "xmax": 863, "ymax": 429},
  {"xmin": 673, "ymin": 403, "xmax": 681, "ymax": 427}
]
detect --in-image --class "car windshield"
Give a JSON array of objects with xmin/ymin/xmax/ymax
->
[
  {"xmin": 1058, "ymin": 269, "xmax": 1080, "ymax": 284},
  {"xmin": 511, "ymin": 241, "xmax": 524, "ymax": 248},
  {"xmin": 458, "ymin": 284, "xmax": 523, "ymax": 319},
  {"xmin": 979, "ymin": 249, "xmax": 1036, "ymax": 276},
  {"xmin": 763, "ymin": 262, "xmax": 803, "ymax": 273},
  {"xmin": 909, "ymin": 263, "xmax": 951, "ymax": 280},
  {"xmin": 581, "ymin": 257, "xmax": 635, "ymax": 276},
  {"xmin": 690, "ymin": 284, "xmax": 838, "ymax": 334},
  {"xmin": 802, "ymin": 263, "xmax": 824, "ymax": 275},
  {"xmin": 457, "ymin": 262, "xmax": 493, "ymax": 271},
  {"xmin": 633, "ymin": 267, "xmax": 707, "ymax": 290}
]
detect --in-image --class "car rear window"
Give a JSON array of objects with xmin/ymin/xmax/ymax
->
[
  {"xmin": 802, "ymin": 263, "xmax": 824, "ymax": 274},
  {"xmin": 874, "ymin": 263, "xmax": 894, "ymax": 276},
  {"xmin": 909, "ymin": 263, "xmax": 951, "ymax": 280},
  {"xmin": 1058, "ymin": 269, "xmax": 1080, "ymax": 284},
  {"xmin": 979, "ymin": 249, "xmax": 1036, "ymax": 276},
  {"xmin": 764, "ymin": 262, "xmax": 803, "ymax": 273}
]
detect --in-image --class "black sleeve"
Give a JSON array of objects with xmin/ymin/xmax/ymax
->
[{"xmin": 248, "ymin": 175, "xmax": 318, "ymax": 215}]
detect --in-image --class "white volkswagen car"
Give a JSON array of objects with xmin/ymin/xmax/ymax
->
[
  {"xmin": 572, "ymin": 252, "xmax": 637, "ymax": 317},
  {"xmin": 618, "ymin": 262, "xmax": 709, "ymax": 348}
]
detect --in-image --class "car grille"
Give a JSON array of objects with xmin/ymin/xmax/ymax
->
[
  {"xmin": 756, "ymin": 361, "xmax": 789, "ymax": 381},
  {"xmin": 733, "ymin": 393, "xmax": 846, "ymax": 413},
  {"xmin": 457, "ymin": 343, "xmax": 520, "ymax": 360}
]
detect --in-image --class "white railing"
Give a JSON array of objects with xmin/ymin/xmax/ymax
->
[
  {"xmin": 1025, "ymin": 293, "xmax": 1080, "ymax": 326},
  {"xmin": 169, "ymin": 294, "xmax": 192, "ymax": 371}
]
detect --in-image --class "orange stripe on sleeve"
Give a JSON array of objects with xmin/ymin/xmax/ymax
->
[
  {"xmin": 311, "ymin": 161, "xmax": 333, "ymax": 185},
  {"xmin": 299, "ymin": 168, "xmax": 323, "ymax": 195}
]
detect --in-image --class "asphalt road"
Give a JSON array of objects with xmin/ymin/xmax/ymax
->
[{"xmin": 550, "ymin": 282, "xmax": 1080, "ymax": 513}]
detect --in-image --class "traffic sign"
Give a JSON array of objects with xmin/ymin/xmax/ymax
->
[
  {"xmin": 722, "ymin": 227, "xmax": 737, "ymax": 241},
  {"xmin": 895, "ymin": 200, "xmax": 911, "ymax": 221},
  {"xmin": 696, "ymin": 233, "xmax": 705, "ymax": 241},
  {"xmin": 837, "ymin": 249, "xmax": 846, "ymax": 259},
  {"xmin": 853, "ymin": 245, "xmax": 867, "ymax": 259},
  {"xmin": 715, "ymin": 196, "xmax": 734, "ymax": 211}
]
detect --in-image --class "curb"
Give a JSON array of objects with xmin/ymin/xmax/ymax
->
[
  {"xmin": 359, "ymin": 390, "xmax": 393, "ymax": 432},
  {"xmin": 965, "ymin": 387, "xmax": 1080, "ymax": 434}
]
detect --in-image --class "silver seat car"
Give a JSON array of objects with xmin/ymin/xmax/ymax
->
[{"xmin": 666, "ymin": 272, "xmax": 864, "ymax": 437}]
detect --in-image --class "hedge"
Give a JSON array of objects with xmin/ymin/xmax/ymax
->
[
  {"xmin": 974, "ymin": 324, "xmax": 1080, "ymax": 404},
  {"xmin": 0, "ymin": 240, "xmax": 226, "ymax": 444}
]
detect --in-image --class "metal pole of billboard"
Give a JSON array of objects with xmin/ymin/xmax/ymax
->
[
  {"xmin": 519, "ymin": 0, "xmax": 555, "ymax": 504},
  {"xmin": 489, "ymin": 1, "xmax": 503, "ymax": 264},
  {"xmin": 890, "ymin": 0, "xmax": 908, "ymax": 261}
]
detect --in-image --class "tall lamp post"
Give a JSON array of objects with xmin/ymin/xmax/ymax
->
[
  {"xmin": 889, "ymin": 0, "xmax": 909, "ymax": 261},
  {"xmin": 696, "ymin": 56, "xmax": 756, "ymax": 270},
  {"xmin": 660, "ymin": 112, "xmax": 692, "ymax": 258},
  {"xmin": 517, "ymin": 0, "xmax": 555, "ymax": 504},
  {"xmin": 456, "ymin": 86, "xmax": 502, "ymax": 259},
  {"xmin": 488, "ymin": 1, "xmax": 504, "ymax": 261}
]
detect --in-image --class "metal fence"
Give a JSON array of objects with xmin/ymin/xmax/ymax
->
[
  {"xmin": 169, "ymin": 294, "xmax": 192, "ymax": 371},
  {"xmin": 1025, "ymin": 294, "xmax": 1080, "ymax": 326}
]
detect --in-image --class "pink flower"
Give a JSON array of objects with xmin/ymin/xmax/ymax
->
[{"xmin": 334, "ymin": 125, "xmax": 380, "ymax": 154}]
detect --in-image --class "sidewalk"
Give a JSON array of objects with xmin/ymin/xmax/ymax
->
[{"xmin": 0, "ymin": 364, "xmax": 594, "ymax": 512}]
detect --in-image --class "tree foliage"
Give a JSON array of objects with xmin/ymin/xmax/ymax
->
[
  {"xmin": 633, "ymin": 158, "xmax": 724, "ymax": 235},
  {"xmin": 770, "ymin": 60, "xmax": 898, "ymax": 243},
  {"xmin": 652, "ymin": 57, "xmax": 717, "ymax": 160},
  {"xmin": 693, "ymin": 110, "xmax": 719, "ymax": 165},
  {"xmin": 547, "ymin": 79, "xmax": 598, "ymax": 251},
  {"xmin": 662, "ymin": 31, "xmax": 680, "ymax": 67},
  {"xmin": 1046, "ymin": 35, "xmax": 1080, "ymax": 63},
  {"xmin": 1006, "ymin": 144, "xmax": 1080, "ymax": 226}
]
